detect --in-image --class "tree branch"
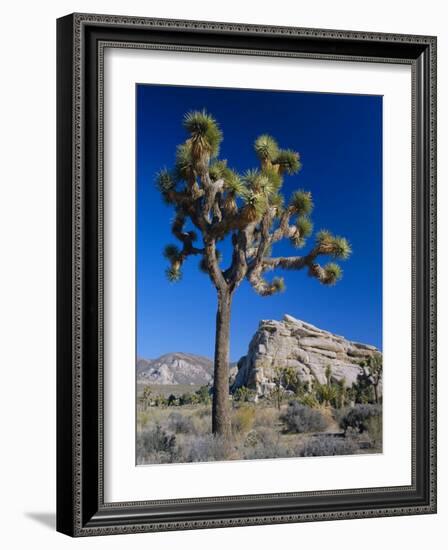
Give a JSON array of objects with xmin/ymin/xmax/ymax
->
[
  {"xmin": 204, "ymin": 238, "xmax": 227, "ymax": 291},
  {"xmin": 171, "ymin": 214, "xmax": 201, "ymax": 251},
  {"xmin": 271, "ymin": 207, "xmax": 294, "ymax": 243}
]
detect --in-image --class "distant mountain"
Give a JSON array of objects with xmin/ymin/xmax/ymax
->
[{"xmin": 136, "ymin": 352, "xmax": 213, "ymax": 385}]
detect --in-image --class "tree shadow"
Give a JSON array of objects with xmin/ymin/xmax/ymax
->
[{"xmin": 25, "ymin": 512, "xmax": 56, "ymax": 530}]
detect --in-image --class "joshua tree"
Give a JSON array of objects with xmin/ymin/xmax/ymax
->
[
  {"xmin": 140, "ymin": 385, "xmax": 152, "ymax": 410},
  {"xmin": 271, "ymin": 367, "xmax": 287, "ymax": 411},
  {"xmin": 154, "ymin": 110, "xmax": 351, "ymax": 438},
  {"xmin": 367, "ymin": 352, "xmax": 383, "ymax": 404},
  {"xmin": 325, "ymin": 365, "xmax": 333, "ymax": 387}
]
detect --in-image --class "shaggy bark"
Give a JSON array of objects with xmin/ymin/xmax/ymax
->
[{"xmin": 212, "ymin": 291, "xmax": 232, "ymax": 438}]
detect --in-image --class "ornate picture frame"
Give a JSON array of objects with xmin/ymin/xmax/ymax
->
[{"xmin": 57, "ymin": 13, "xmax": 437, "ymax": 536}]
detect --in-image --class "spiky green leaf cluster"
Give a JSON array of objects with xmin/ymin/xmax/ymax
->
[
  {"xmin": 156, "ymin": 169, "xmax": 175, "ymax": 192},
  {"xmin": 316, "ymin": 230, "xmax": 352, "ymax": 259},
  {"xmin": 224, "ymin": 170, "xmax": 245, "ymax": 197},
  {"xmin": 209, "ymin": 160, "xmax": 245, "ymax": 197},
  {"xmin": 275, "ymin": 149, "xmax": 302, "ymax": 174},
  {"xmin": 296, "ymin": 216, "xmax": 313, "ymax": 238},
  {"xmin": 290, "ymin": 216, "xmax": 313, "ymax": 248},
  {"xmin": 208, "ymin": 159, "xmax": 228, "ymax": 181},
  {"xmin": 174, "ymin": 143, "xmax": 195, "ymax": 182},
  {"xmin": 270, "ymin": 192, "xmax": 284, "ymax": 213},
  {"xmin": 257, "ymin": 174, "xmax": 279, "ymax": 198},
  {"xmin": 242, "ymin": 168, "xmax": 283, "ymax": 213},
  {"xmin": 272, "ymin": 276, "xmax": 286, "ymax": 293},
  {"xmin": 254, "ymin": 135, "xmax": 301, "ymax": 175},
  {"xmin": 262, "ymin": 166, "xmax": 283, "ymax": 190},
  {"xmin": 183, "ymin": 110, "xmax": 222, "ymax": 157},
  {"xmin": 322, "ymin": 263, "xmax": 342, "ymax": 285},
  {"xmin": 316, "ymin": 229, "xmax": 332, "ymax": 243},
  {"xmin": 290, "ymin": 190, "xmax": 314, "ymax": 215},
  {"xmin": 241, "ymin": 189, "xmax": 269, "ymax": 219},
  {"xmin": 163, "ymin": 244, "xmax": 181, "ymax": 262},
  {"xmin": 254, "ymin": 134, "xmax": 280, "ymax": 161},
  {"xmin": 330, "ymin": 236, "xmax": 352, "ymax": 259},
  {"xmin": 242, "ymin": 169, "xmax": 260, "ymax": 189},
  {"xmin": 290, "ymin": 232, "xmax": 306, "ymax": 249},
  {"xmin": 165, "ymin": 266, "xmax": 182, "ymax": 282}
]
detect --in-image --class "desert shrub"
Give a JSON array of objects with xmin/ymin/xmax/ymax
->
[
  {"xmin": 195, "ymin": 385, "xmax": 212, "ymax": 405},
  {"xmin": 233, "ymin": 386, "xmax": 257, "ymax": 403},
  {"xmin": 167, "ymin": 394, "xmax": 178, "ymax": 406},
  {"xmin": 338, "ymin": 404, "xmax": 382, "ymax": 434},
  {"xmin": 281, "ymin": 401, "xmax": 328, "ymax": 433},
  {"xmin": 271, "ymin": 366, "xmax": 303, "ymax": 397},
  {"xmin": 167, "ymin": 412, "xmax": 196, "ymax": 434},
  {"xmin": 268, "ymin": 385, "xmax": 288, "ymax": 409},
  {"xmin": 315, "ymin": 383, "xmax": 338, "ymax": 407},
  {"xmin": 137, "ymin": 410, "xmax": 150, "ymax": 429},
  {"xmin": 179, "ymin": 393, "xmax": 200, "ymax": 406},
  {"xmin": 232, "ymin": 406, "xmax": 256, "ymax": 435},
  {"xmin": 245, "ymin": 441, "xmax": 288, "ymax": 459},
  {"xmin": 244, "ymin": 426, "xmax": 277, "ymax": 448},
  {"xmin": 178, "ymin": 435, "xmax": 231, "ymax": 462},
  {"xmin": 365, "ymin": 414, "xmax": 383, "ymax": 448},
  {"xmin": 297, "ymin": 393, "xmax": 320, "ymax": 409},
  {"xmin": 282, "ymin": 366, "xmax": 303, "ymax": 394},
  {"xmin": 333, "ymin": 379, "xmax": 349, "ymax": 409},
  {"xmin": 347, "ymin": 372, "xmax": 376, "ymax": 404},
  {"xmin": 299, "ymin": 435, "xmax": 358, "ymax": 457},
  {"xmin": 136, "ymin": 424, "xmax": 177, "ymax": 463},
  {"xmin": 242, "ymin": 427, "xmax": 293, "ymax": 460},
  {"xmin": 139, "ymin": 385, "xmax": 152, "ymax": 409}
]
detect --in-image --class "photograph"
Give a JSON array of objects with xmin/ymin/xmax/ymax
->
[
  {"xmin": 135, "ymin": 84, "xmax": 383, "ymax": 465},
  {"xmin": 52, "ymin": 7, "xmax": 436, "ymax": 539},
  {"xmin": 0, "ymin": 0, "xmax": 440, "ymax": 544}
]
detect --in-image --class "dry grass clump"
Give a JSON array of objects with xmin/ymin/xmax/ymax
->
[
  {"xmin": 231, "ymin": 405, "xmax": 256, "ymax": 436},
  {"xmin": 253, "ymin": 406, "xmax": 280, "ymax": 429}
]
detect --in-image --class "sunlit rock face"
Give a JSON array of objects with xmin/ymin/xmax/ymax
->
[{"xmin": 232, "ymin": 314, "xmax": 381, "ymax": 397}]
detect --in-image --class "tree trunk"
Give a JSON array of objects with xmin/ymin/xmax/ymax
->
[{"xmin": 212, "ymin": 291, "xmax": 232, "ymax": 438}]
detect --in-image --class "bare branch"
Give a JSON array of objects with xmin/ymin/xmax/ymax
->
[
  {"xmin": 204, "ymin": 239, "xmax": 227, "ymax": 291},
  {"xmin": 271, "ymin": 206, "xmax": 295, "ymax": 243},
  {"xmin": 171, "ymin": 213, "xmax": 204, "ymax": 257},
  {"xmin": 246, "ymin": 263, "xmax": 285, "ymax": 296},
  {"xmin": 201, "ymin": 176, "xmax": 224, "ymax": 222}
]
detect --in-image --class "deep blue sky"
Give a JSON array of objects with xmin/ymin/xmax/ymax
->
[{"xmin": 136, "ymin": 84, "xmax": 382, "ymax": 361}]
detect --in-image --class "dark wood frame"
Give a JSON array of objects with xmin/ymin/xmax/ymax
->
[{"xmin": 57, "ymin": 13, "xmax": 437, "ymax": 537}]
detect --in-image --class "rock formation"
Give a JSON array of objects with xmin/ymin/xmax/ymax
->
[{"xmin": 232, "ymin": 314, "xmax": 381, "ymax": 397}]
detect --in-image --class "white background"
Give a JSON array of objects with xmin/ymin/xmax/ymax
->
[
  {"xmin": 0, "ymin": 1, "xmax": 446, "ymax": 549},
  {"xmin": 104, "ymin": 49, "xmax": 412, "ymax": 501}
]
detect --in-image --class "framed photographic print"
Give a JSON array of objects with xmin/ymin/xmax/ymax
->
[{"xmin": 56, "ymin": 13, "xmax": 437, "ymax": 536}]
